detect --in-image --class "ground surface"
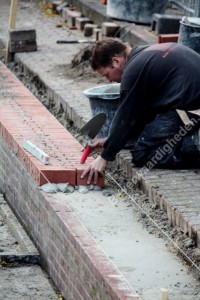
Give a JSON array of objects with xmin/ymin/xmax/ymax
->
[
  {"xmin": 1, "ymin": 0, "xmax": 200, "ymax": 299},
  {"xmin": 0, "ymin": 195, "xmax": 58, "ymax": 300}
]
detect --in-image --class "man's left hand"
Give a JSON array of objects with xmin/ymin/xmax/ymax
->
[{"xmin": 81, "ymin": 156, "xmax": 108, "ymax": 185}]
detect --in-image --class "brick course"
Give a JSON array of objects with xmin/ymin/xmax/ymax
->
[
  {"xmin": 0, "ymin": 139, "xmax": 139, "ymax": 300},
  {"xmin": 0, "ymin": 61, "xmax": 104, "ymax": 187},
  {"xmin": 0, "ymin": 61, "xmax": 139, "ymax": 299}
]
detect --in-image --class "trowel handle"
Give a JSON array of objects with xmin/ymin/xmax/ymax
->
[{"xmin": 80, "ymin": 145, "xmax": 91, "ymax": 164}]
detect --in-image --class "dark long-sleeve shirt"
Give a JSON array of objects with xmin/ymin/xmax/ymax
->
[{"xmin": 101, "ymin": 43, "xmax": 200, "ymax": 161}]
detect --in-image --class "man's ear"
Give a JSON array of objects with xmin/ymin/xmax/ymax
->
[{"xmin": 112, "ymin": 56, "xmax": 121, "ymax": 68}]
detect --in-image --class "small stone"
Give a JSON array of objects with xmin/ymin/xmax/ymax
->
[
  {"xmin": 93, "ymin": 185, "xmax": 103, "ymax": 191},
  {"xmin": 102, "ymin": 189, "xmax": 114, "ymax": 197},
  {"xmin": 151, "ymin": 203, "xmax": 159, "ymax": 209},
  {"xmin": 39, "ymin": 183, "xmax": 58, "ymax": 193},
  {"xmin": 78, "ymin": 185, "xmax": 89, "ymax": 194},
  {"xmin": 140, "ymin": 212, "xmax": 147, "ymax": 218},
  {"xmin": 57, "ymin": 183, "xmax": 74, "ymax": 193},
  {"xmin": 184, "ymin": 238, "xmax": 195, "ymax": 248}
]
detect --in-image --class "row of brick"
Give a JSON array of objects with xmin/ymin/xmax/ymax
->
[
  {"xmin": 0, "ymin": 57, "xmax": 139, "ymax": 298},
  {"xmin": 61, "ymin": 6, "xmax": 120, "ymax": 39},
  {"xmin": 0, "ymin": 134, "xmax": 139, "ymax": 300},
  {"xmin": 61, "ymin": 4, "xmax": 180, "ymax": 42},
  {"xmin": 0, "ymin": 61, "xmax": 104, "ymax": 187}
]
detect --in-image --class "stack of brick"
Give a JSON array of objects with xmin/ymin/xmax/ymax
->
[{"xmin": 9, "ymin": 29, "xmax": 37, "ymax": 53}]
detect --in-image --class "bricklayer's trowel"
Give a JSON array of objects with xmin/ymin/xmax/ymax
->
[{"xmin": 79, "ymin": 112, "xmax": 107, "ymax": 164}]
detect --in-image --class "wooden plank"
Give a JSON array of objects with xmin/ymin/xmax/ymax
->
[
  {"xmin": 6, "ymin": 0, "xmax": 18, "ymax": 63},
  {"xmin": 9, "ymin": 0, "xmax": 18, "ymax": 29},
  {"xmin": 160, "ymin": 288, "xmax": 168, "ymax": 300},
  {"xmin": 0, "ymin": 49, "xmax": 6, "ymax": 58}
]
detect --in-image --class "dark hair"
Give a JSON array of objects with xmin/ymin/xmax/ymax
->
[{"xmin": 91, "ymin": 39, "xmax": 127, "ymax": 70}]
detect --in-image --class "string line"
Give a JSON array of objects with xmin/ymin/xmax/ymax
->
[{"xmin": 106, "ymin": 171, "xmax": 200, "ymax": 273}]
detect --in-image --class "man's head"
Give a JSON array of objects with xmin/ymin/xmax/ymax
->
[{"xmin": 91, "ymin": 39, "xmax": 130, "ymax": 83}]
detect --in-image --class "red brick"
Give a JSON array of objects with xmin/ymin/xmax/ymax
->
[
  {"xmin": 158, "ymin": 34, "xmax": 179, "ymax": 43},
  {"xmin": 40, "ymin": 169, "xmax": 76, "ymax": 186},
  {"xmin": 76, "ymin": 169, "xmax": 105, "ymax": 187},
  {"xmin": 76, "ymin": 17, "xmax": 93, "ymax": 31}
]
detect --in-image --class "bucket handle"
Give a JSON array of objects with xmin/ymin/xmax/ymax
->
[{"xmin": 100, "ymin": 95, "xmax": 120, "ymax": 100}]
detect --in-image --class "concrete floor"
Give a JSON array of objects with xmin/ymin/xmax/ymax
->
[
  {"xmin": 58, "ymin": 189, "xmax": 200, "ymax": 300},
  {"xmin": 0, "ymin": 194, "xmax": 58, "ymax": 299}
]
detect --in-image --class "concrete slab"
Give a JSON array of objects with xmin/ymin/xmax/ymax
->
[
  {"xmin": 58, "ymin": 190, "xmax": 200, "ymax": 300},
  {"xmin": 0, "ymin": 194, "xmax": 39, "ymax": 260},
  {"xmin": 0, "ymin": 193, "xmax": 58, "ymax": 299},
  {"xmin": 0, "ymin": 266, "xmax": 57, "ymax": 300}
]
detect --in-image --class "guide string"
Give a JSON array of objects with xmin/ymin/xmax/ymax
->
[{"xmin": 106, "ymin": 171, "xmax": 200, "ymax": 273}]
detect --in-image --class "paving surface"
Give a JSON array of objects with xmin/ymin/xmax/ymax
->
[
  {"xmin": 58, "ymin": 190, "xmax": 200, "ymax": 300},
  {"xmin": 0, "ymin": 194, "xmax": 58, "ymax": 299},
  {"xmin": 1, "ymin": 0, "xmax": 200, "ymax": 299}
]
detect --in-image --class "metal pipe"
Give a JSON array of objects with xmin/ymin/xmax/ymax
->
[
  {"xmin": 194, "ymin": 0, "xmax": 200, "ymax": 16},
  {"xmin": 170, "ymin": 0, "xmax": 194, "ymax": 14}
]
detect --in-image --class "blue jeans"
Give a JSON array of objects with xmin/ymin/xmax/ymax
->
[{"xmin": 130, "ymin": 111, "xmax": 200, "ymax": 168}]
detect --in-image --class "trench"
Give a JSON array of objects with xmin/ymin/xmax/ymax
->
[
  {"xmin": 4, "ymin": 58, "xmax": 200, "ymax": 300},
  {"xmin": 0, "ymin": 193, "xmax": 59, "ymax": 299}
]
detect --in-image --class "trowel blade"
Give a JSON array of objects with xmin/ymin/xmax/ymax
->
[{"xmin": 80, "ymin": 113, "xmax": 107, "ymax": 139}]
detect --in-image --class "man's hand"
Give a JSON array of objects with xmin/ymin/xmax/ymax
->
[
  {"xmin": 81, "ymin": 156, "xmax": 108, "ymax": 185},
  {"xmin": 82, "ymin": 137, "xmax": 107, "ymax": 156}
]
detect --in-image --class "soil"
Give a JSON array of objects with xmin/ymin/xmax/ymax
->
[{"xmin": 52, "ymin": 44, "xmax": 105, "ymax": 83}]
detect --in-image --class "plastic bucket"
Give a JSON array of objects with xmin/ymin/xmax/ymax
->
[
  {"xmin": 178, "ymin": 18, "xmax": 200, "ymax": 54},
  {"xmin": 83, "ymin": 83, "xmax": 121, "ymax": 137},
  {"xmin": 106, "ymin": 0, "xmax": 168, "ymax": 24}
]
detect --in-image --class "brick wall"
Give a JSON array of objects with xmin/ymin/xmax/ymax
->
[
  {"xmin": 0, "ymin": 61, "xmax": 139, "ymax": 299},
  {"xmin": 0, "ymin": 138, "xmax": 139, "ymax": 300}
]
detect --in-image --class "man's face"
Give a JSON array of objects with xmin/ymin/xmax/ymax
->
[
  {"xmin": 96, "ymin": 56, "xmax": 125, "ymax": 83},
  {"xmin": 97, "ymin": 66, "xmax": 122, "ymax": 83}
]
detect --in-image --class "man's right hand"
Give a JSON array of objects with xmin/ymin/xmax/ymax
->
[{"xmin": 83, "ymin": 137, "xmax": 107, "ymax": 156}]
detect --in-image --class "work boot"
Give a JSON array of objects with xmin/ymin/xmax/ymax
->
[{"xmin": 192, "ymin": 128, "xmax": 200, "ymax": 152}]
